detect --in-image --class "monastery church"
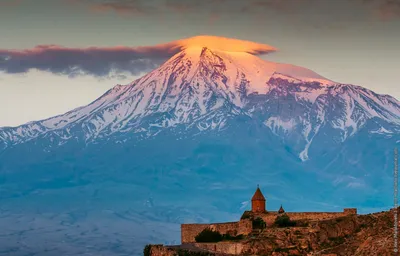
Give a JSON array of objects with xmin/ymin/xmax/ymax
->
[{"xmin": 180, "ymin": 186, "xmax": 357, "ymax": 243}]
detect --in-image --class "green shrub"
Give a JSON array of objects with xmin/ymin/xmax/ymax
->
[
  {"xmin": 336, "ymin": 217, "xmax": 346, "ymax": 222},
  {"xmin": 143, "ymin": 244, "xmax": 152, "ymax": 256},
  {"xmin": 274, "ymin": 214, "xmax": 296, "ymax": 227},
  {"xmin": 355, "ymin": 223, "xmax": 368, "ymax": 232},
  {"xmin": 195, "ymin": 228, "xmax": 223, "ymax": 243},
  {"xmin": 252, "ymin": 217, "xmax": 267, "ymax": 229},
  {"xmin": 222, "ymin": 234, "xmax": 244, "ymax": 241},
  {"xmin": 273, "ymin": 247, "xmax": 290, "ymax": 252},
  {"xmin": 328, "ymin": 236, "xmax": 345, "ymax": 245},
  {"xmin": 320, "ymin": 242, "xmax": 330, "ymax": 249},
  {"xmin": 241, "ymin": 211, "xmax": 252, "ymax": 220}
]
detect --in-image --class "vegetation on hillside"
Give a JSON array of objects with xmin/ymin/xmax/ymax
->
[
  {"xmin": 274, "ymin": 214, "xmax": 296, "ymax": 227},
  {"xmin": 143, "ymin": 244, "xmax": 152, "ymax": 256},
  {"xmin": 252, "ymin": 217, "xmax": 267, "ymax": 229},
  {"xmin": 195, "ymin": 228, "xmax": 223, "ymax": 242},
  {"xmin": 240, "ymin": 211, "xmax": 253, "ymax": 220},
  {"xmin": 195, "ymin": 228, "xmax": 245, "ymax": 243}
]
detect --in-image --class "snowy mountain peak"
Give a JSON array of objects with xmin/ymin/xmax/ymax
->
[
  {"xmin": 145, "ymin": 46, "xmax": 335, "ymax": 94},
  {"xmin": 0, "ymin": 46, "xmax": 399, "ymax": 162}
]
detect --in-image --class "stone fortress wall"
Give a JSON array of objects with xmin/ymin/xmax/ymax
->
[
  {"xmin": 260, "ymin": 208, "xmax": 357, "ymax": 226},
  {"xmin": 181, "ymin": 208, "xmax": 357, "ymax": 243},
  {"xmin": 181, "ymin": 219, "xmax": 252, "ymax": 243},
  {"xmin": 180, "ymin": 187, "xmax": 357, "ymax": 244}
]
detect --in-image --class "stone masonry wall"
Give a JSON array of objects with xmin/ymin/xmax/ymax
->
[
  {"xmin": 181, "ymin": 222, "xmax": 239, "ymax": 243},
  {"xmin": 260, "ymin": 209, "xmax": 357, "ymax": 226},
  {"xmin": 237, "ymin": 219, "xmax": 252, "ymax": 234},
  {"xmin": 344, "ymin": 208, "xmax": 357, "ymax": 215},
  {"xmin": 181, "ymin": 209, "xmax": 357, "ymax": 243},
  {"xmin": 181, "ymin": 219, "xmax": 253, "ymax": 244},
  {"xmin": 149, "ymin": 245, "xmax": 176, "ymax": 256},
  {"xmin": 194, "ymin": 242, "xmax": 244, "ymax": 255}
]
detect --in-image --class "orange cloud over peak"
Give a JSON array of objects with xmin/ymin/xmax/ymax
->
[{"xmin": 173, "ymin": 35, "xmax": 277, "ymax": 55}]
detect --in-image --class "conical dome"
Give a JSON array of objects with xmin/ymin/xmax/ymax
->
[
  {"xmin": 251, "ymin": 187, "xmax": 266, "ymax": 201},
  {"xmin": 251, "ymin": 185, "xmax": 266, "ymax": 213}
]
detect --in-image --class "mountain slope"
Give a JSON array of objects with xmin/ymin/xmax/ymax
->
[{"xmin": 1, "ymin": 47, "xmax": 399, "ymax": 160}]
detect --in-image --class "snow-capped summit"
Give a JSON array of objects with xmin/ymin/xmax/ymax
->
[
  {"xmin": 0, "ymin": 43, "xmax": 399, "ymax": 161},
  {"xmin": 125, "ymin": 46, "xmax": 335, "ymax": 108}
]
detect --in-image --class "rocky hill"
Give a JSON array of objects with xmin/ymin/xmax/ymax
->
[{"xmin": 147, "ymin": 208, "xmax": 399, "ymax": 256}]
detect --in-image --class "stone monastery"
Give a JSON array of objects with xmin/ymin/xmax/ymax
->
[{"xmin": 181, "ymin": 186, "xmax": 357, "ymax": 243}]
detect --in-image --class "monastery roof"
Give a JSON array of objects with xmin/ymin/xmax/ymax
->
[{"xmin": 251, "ymin": 186, "xmax": 266, "ymax": 201}]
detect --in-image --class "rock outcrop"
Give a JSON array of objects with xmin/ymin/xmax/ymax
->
[{"xmin": 147, "ymin": 208, "xmax": 399, "ymax": 256}]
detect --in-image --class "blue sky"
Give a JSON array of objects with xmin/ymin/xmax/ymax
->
[{"xmin": 0, "ymin": 0, "xmax": 399, "ymax": 126}]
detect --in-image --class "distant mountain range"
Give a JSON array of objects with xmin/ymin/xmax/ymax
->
[{"xmin": 0, "ymin": 45, "xmax": 399, "ymax": 256}]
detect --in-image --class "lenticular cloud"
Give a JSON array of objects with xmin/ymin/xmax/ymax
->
[
  {"xmin": 174, "ymin": 35, "xmax": 277, "ymax": 55},
  {"xmin": 0, "ymin": 35, "xmax": 277, "ymax": 77}
]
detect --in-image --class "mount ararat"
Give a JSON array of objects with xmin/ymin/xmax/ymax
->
[{"xmin": 0, "ymin": 36, "xmax": 399, "ymax": 256}]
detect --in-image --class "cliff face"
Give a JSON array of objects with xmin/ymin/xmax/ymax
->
[
  {"xmin": 148, "ymin": 208, "xmax": 399, "ymax": 256},
  {"xmin": 241, "ymin": 209, "xmax": 397, "ymax": 255},
  {"xmin": 235, "ymin": 209, "xmax": 397, "ymax": 255}
]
